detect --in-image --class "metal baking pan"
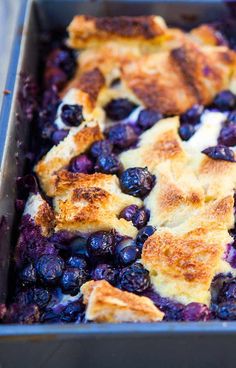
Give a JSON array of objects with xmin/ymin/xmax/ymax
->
[{"xmin": 1, "ymin": 1, "xmax": 236, "ymax": 367}]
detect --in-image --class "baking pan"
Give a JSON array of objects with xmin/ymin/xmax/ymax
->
[{"xmin": 1, "ymin": 1, "xmax": 236, "ymax": 367}]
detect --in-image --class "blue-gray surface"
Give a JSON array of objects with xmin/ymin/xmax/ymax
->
[{"xmin": 0, "ymin": 0, "xmax": 22, "ymax": 108}]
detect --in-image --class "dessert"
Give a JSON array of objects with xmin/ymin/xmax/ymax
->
[{"xmin": 4, "ymin": 15, "xmax": 236, "ymax": 324}]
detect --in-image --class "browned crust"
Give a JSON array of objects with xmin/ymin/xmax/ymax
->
[
  {"xmin": 94, "ymin": 16, "xmax": 165, "ymax": 39},
  {"xmin": 143, "ymin": 230, "xmax": 220, "ymax": 284},
  {"xmin": 68, "ymin": 15, "xmax": 167, "ymax": 48},
  {"xmin": 35, "ymin": 202, "xmax": 55, "ymax": 236},
  {"xmin": 81, "ymin": 280, "xmax": 164, "ymax": 322},
  {"xmin": 122, "ymin": 42, "xmax": 236, "ymax": 114}
]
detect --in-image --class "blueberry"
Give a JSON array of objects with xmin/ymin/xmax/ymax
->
[
  {"xmin": 90, "ymin": 139, "xmax": 113, "ymax": 158},
  {"xmin": 218, "ymin": 125, "xmax": 236, "ymax": 146},
  {"xmin": 178, "ymin": 124, "xmax": 195, "ymax": 141},
  {"xmin": 19, "ymin": 264, "xmax": 36, "ymax": 285},
  {"xmin": 44, "ymin": 67, "xmax": 67, "ymax": 89},
  {"xmin": 216, "ymin": 301, "xmax": 236, "ymax": 320},
  {"xmin": 67, "ymin": 256, "xmax": 88, "ymax": 270},
  {"xmin": 213, "ymin": 90, "xmax": 236, "ymax": 111},
  {"xmin": 69, "ymin": 154, "xmax": 93, "ymax": 174},
  {"xmin": 107, "ymin": 124, "xmax": 138, "ymax": 149},
  {"xmin": 18, "ymin": 305, "xmax": 40, "ymax": 324},
  {"xmin": 136, "ymin": 226, "xmax": 156, "ymax": 254},
  {"xmin": 182, "ymin": 302, "xmax": 211, "ymax": 321},
  {"xmin": 92, "ymin": 263, "xmax": 118, "ymax": 285},
  {"xmin": 115, "ymin": 239, "xmax": 138, "ymax": 266},
  {"xmin": 119, "ymin": 205, "xmax": 139, "ymax": 222},
  {"xmin": 61, "ymin": 267, "xmax": 89, "ymax": 295},
  {"xmin": 40, "ymin": 309, "xmax": 60, "ymax": 323},
  {"xmin": 95, "ymin": 153, "xmax": 121, "ymax": 175},
  {"xmin": 61, "ymin": 104, "xmax": 84, "ymax": 126},
  {"xmin": 51, "ymin": 129, "xmax": 69, "ymax": 145},
  {"xmin": 32, "ymin": 288, "xmax": 51, "ymax": 309},
  {"xmin": 228, "ymin": 111, "xmax": 236, "ymax": 124},
  {"xmin": 120, "ymin": 167, "xmax": 155, "ymax": 198},
  {"xmin": 132, "ymin": 207, "xmax": 150, "ymax": 229},
  {"xmin": 61, "ymin": 298, "xmax": 84, "ymax": 322},
  {"xmin": 180, "ymin": 104, "xmax": 203, "ymax": 125},
  {"xmin": 119, "ymin": 263, "xmax": 150, "ymax": 293},
  {"xmin": 217, "ymin": 279, "xmax": 236, "ymax": 302},
  {"xmin": 202, "ymin": 145, "xmax": 235, "ymax": 162},
  {"xmin": 105, "ymin": 98, "xmax": 137, "ymax": 120},
  {"xmin": 163, "ymin": 303, "xmax": 184, "ymax": 321},
  {"xmin": 137, "ymin": 109, "xmax": 162, "ymax": 130},
  {"xmin": 87, "ymin": 231, "xmax": 115, "ymax": 258},
  {"xmin": 46, "ymin": 47, "xmax": 76, "ymax": 78},
  {"xmin": 211, "ymin": 274, "xmax": 233, "ymax": 303},
  {"xmin": 36, "ymin": 255, "xmax": 65, "ymax": 285}
]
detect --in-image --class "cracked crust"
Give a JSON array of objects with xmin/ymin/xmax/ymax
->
[
  {"xmin": 119, "ymin": 116, "xmax": 188, "ymax": 172},
  {"xmin": 68, "ymin": 15, "xmax": 167, "ymax": 48},
  {"xmin": 81, "ymin": 280, "xmax": 164, "ymax": 322},
  {"xmin": 122, "ymin": 42, "xmax": 236, "ymax": 114},
  {"xmin": 53, "ymin": 171, "xmax": 142, "ymax": 237},
  {"xmin": 35, "ymin": 123, "xmax": 103, "ymax": 196},
  {"xmin": 144, "ymin": 161, "xmax": 204, "ymax": 228}
]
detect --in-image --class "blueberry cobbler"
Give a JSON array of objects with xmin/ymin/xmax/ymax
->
[{"xmin": 3, "ymin": 15, "xmax": 236, "ymax": 324}]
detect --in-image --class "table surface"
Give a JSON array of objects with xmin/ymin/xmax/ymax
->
[{"xmin": 0, "ymin": 0, "xmax": 22, "ymax": 108}]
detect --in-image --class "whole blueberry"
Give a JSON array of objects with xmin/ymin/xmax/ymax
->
[
  {"xmin": 40, "ymin": 309, "xmax": 60, "ymax": 323},
  {"xmin": 132, "ymin": 207, "xmax": 150, "ymax": 229},
  {"xmin": 202, "ymin": 145, "xmax": 235, "ymax": 162},
  {"xmin": 182, "ymin": 302, "xmax": 211, "ymax": 321},
  {"xmin": 51, "ymin": 129, "xmax": 69, "ymax": 145},
  {"xmin": 36, "ymin": 255, "xmax": 65, "ymax": 285},
  {"xmin": 44, "ymin": 67, "xmax": 67, "ymax": 89},
  {"xmin": 19, "ymin": 264, "xmax": 36, "ymax": 285},
  {"xmin": 61, "ymin": 267, "xmax": 89, "ymax": 295},
  {"xmin": 216, "ymin": 301, "xmax": 236, "ymax": 320},
  {"xmin": 178, "ymin": 124, "xmax": 195, "ymax": 141},
  {"xmin": 218, "ymin": 279, "xmax": 236, "ymax": 302},
  {"xmin": 32, "ymin": 288, "xmax": 51, "ymax": 309},
  {"xmin": 87, "ymin": 231, "xmax": 115, "ymax": 258},
  {"xmin": 228, "ymin": 111, "xmax": 236, "ymax": 125},
  {"xmin": 120, "ymin": 167, "xmax": 155, "ymax": 198},
  {"xmin": 69, "ymin": 154, "xmax": 93, "ymax": 174},
  {"xmin": 136, "ymin": 226, "xmax": 156, "ymax": 254},
  {"xmin": 107, "ymin": 124, "xmax": 138, "ymax": 149},
  {"xmin": 61, "ymin": 104, "xmax": 84, "ymax": 126},
  {"xmin": 119, "ymin": 205, "xmax": 139, "ymax": 222},
  {"xmin": 90, "ymin": 139, "xmax": 113, "ymax": 158},
  {"xmin": 180, "ymin": 104, "xmax": 203, "ymax": 125},
  {"xmin": 92, "ymin": 263, "xmax": 118, "ymax": 285},
  {"xmin": 105, "ymin": 98, "xmax": 137, "ymax": 120},
  {"xmin": 218, "ymin": 125, "xmax": 236, "ymax": 146},
  {"xmin": 46, "ymin": 47, "xmax": 76, "ymax": 78},
  {"xmin": 95, "ymin": 153, "xmax": 121, "ymax": 175},
  {"xmin": 115, "ymin": 239, "xmax": 138, "ymax": 266},
  {"xmin": 137, "ymin": 109, "xmax": 162, "ymax": 130},
  {"xmin": 211, "ymin": 274, "xmax": 233, "ymax": 303},
  {"xmin": 61, "ymin": 298, "xmax": 84, "ymax": 322},
  {"xmin": 67, "ymin": 256, "xmax": 88, "ymax": 270},
  {"xmin": 119, "ymin": 263, "xmax": 150, "ymax": 293},
  {"xmin": 213, "ymin": 90, "xmax": 236, "ymax": 111}
]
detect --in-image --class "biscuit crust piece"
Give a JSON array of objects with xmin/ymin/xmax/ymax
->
[
  {"xmin": 119, "ymin": 116, "xmax": 189, "ymax": 173},
  {"xmin": 23, "ymin": 193, "xmax": 54, "ymax": 236},
  {"xmin": 53, "ymin": 171, "xmax": 142, "ymax": 237},
  {"xmin": 68, "ymin": 15, "xmax": 167, "ymax": 48},
  {"xmin": 142, "ymin": 195, "xmax": 234, "ymax": 305},
  {"xmin": 35, "ymin": 123, "xmax": 103, "ymax": 196},
  {"xmin": 81, "ymin": 280, "xmax": 164, "ymax": 323},
  {"xmin": 122, "ymin": 42, "xmax": 236, "ymax": 114}
]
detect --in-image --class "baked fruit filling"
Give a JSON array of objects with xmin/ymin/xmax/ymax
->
[{"xmin": 4, "ymin": 15, "xmax": 236, "ymax": 324}]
